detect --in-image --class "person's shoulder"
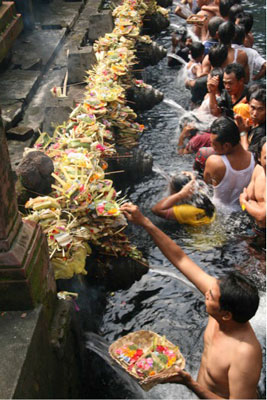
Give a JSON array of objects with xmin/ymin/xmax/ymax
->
[{"xmin": 206, "ymin": 154, "xmax": 224, "ymax": 165}]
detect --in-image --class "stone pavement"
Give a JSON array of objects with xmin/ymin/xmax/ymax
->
[{"xmin": 0, "ymin": 0, "xmax": 115, "ymax": 171}]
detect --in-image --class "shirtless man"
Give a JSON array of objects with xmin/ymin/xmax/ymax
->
[
  {"xmin": 240, "ymin": 138, "xmax": 266, "ymax": 232},
  {"xmin": 203, "ymin": 116, "xmax": 255, "ymax": 211},
  {"xmin": 120, "ymin": 203, "xmax": 262, "ymax": 399},
  {"xmin": 202, "ymin": 22, "xmax": 249, "ymax": 82}
]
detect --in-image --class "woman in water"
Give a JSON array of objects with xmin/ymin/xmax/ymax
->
[{"xmin": 152, "ymin": 172, "xmax": 215, "ymax": 226}]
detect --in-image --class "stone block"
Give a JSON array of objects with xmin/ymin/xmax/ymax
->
[
  {"xmin": 6, "ymin": 125, "xmax": 34, "ymax": 141},
  {"xmin": 88, "ymin": 10, "xmax": 114, "ymax": 43},
  {"xmin": 68, "ymin": 45, "xmax": 96, "ymax": 83}
]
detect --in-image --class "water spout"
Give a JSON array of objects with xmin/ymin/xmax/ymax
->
[
  {"xmin": 85, "ymin": 332, "xmax": 146, "ymax": 398},
  {"xmin": 149, "ymin": 265, "xmax": 200, "ymax": 294},
  {"xmin": 152, "ymin": 163, "xmax": 172, "ymax": 182},
  {"xmin": 163, "ymin": 98, "xmax": 186, "ymax": 114},
  {"xmin": 167, "ymin": 52, "xmax": 187, "ymax": 66}
]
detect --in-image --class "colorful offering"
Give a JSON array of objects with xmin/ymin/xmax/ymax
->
[{"xmin": 109, "ymin": 330, "xmax": 185, "ymax": 390}]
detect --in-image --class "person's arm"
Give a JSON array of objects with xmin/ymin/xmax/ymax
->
[
  {"xmin": 142, "ymin": 367, "xmax": 225, "ymax": 399},
  {"xmin": 234, "ymin": 115, "xmax": 250, "ymax": 150},
  {"xmin": 237, "ymin": 51, "xmax": 249, "ymax": 84},
  {"xmin": 201, "ymin": 54, "xmax": 211, "ymax": 76},
  {"xmin": 252, "ymin": 61, "xmax": 266, "ymax": 81},
  {"xmin": 121, "ymin": 203, "xmax": 216, "ymax": 294},
  {"xmin": 204, "ymin": 155, "xmax": 225, "ymax": 186},
  {"xmin": 207, "ymin": 75, "xmax": 221, "ymax": 116},
  {"xmin": 152, "ymin": 180, "xmax": 195, "ymax": 219},
  {"xmin": 177, "ymin": 124, "xmax": 195, "ymax": 154}
]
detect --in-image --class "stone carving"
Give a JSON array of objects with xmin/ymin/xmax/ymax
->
[
  {"xmin": 16, "ymin": 150, "xmax": 54, "ymax": 194},
  {"xmin": 126, "ymin": 85, "xmax": 164, "ymax": 112}
]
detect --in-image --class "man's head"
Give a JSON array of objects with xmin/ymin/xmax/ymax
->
[
  {"xmin": 258, "ymin": 137, "xmax": 266, "ymax": 171},
  {"xmin": 218, "ymin": 272, "xmax": 259, "ymax": 323},
  {"xmin": 223, "ymin": 63, "xmax": 245, "ymax": 96},
  {"xmin": 249, "ymin": 89, "xmax": 266, "ymax": 126},
  {"xmin": 233, "ymin": 24, "xmax": 245, "ymax": 45},
  {"xmin": 218, "ymin": 21, "xmax": 236, "ymax": 45},
  {"xmin": 189, "ymin": 42, "xmax": 205, "ymax": 61},
  {"xmin": 219, "ymin": 0, "xmax": 241, "ymax": 19},
  {"xmin": 236, "ymin": 12, "xmax": 253, "ymax": 34},
  {"xmin": 210, "ymin": 116, "xmax": 240, "ymax": 154},
  {"xmin": 170, "ymin": 173, "xmax": 191, "ymax": 194},
  {"xmin": 208, "ymin": 16, "xmax": 224, "ymax": 39},
  {"xmin": 209, "ymin": 44, "xmax": 228, "ymax": 68},
  {"xmin": 228, "ymin": 3, "xmax": 244, "ymax": 23}
]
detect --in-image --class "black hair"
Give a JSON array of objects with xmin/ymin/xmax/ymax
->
[
  {"xmin": 219, "ymin": 0, "xmax": 239, "ymax": 18},
  {"xmin": 210, "ymin": 116, "xmax": 240, "ymax": 146},
  {"xmin": 228, "ymin": 4, "xmax": 244, "ymax": 23},
  {"xmin": 218, "ymin": 21, "xmax": 236, "ymax": 45},
  {"xmin": 208, "ymin": 16, "xmax": 224, "ymax": 38},
  {"xmin": 236, "ymin": 12, "xmax": 253, "ymax": 33},
  {"xmin": 190, "ymin": 41, "xmax": 205, "ymax": 60},
  {"xmin": 256, "ymin": 136, "xmax": 266, "ymax": 163},
  {"xmin": 246, "ymin": 84, "xmax": 264, "ymax": 102},
  {"xmin": 171, "ymin": 174, "xmax": 215, "ymax": 217},
  {"xmin": 219, "ymin": 271, "xmax": 259, "ymax": 323},
  {"xmin": 224, "ymin": 62, "xmax": 245, "ymax": 80},
  {"xmin": 233, "ymin": 24, "xmax": 245, "ymax": 45},
  {"xmin": 250, "ymin": 88, "xmax": 266, "ymax": 105},
  {"xmin": 208, "ymin": 44, "xmax": 228, "ymax": 67},
  {"xmin": 210, "ymin": 67, "xmax": 224, "ymax": 93}
]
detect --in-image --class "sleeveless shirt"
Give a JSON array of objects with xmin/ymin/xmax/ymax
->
[{"xmin": 213, "ymin": 154, "xmax": 255, "ymax": 212}]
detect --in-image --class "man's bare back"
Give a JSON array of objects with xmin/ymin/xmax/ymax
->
[{"xmin": 198, "ymin": 316, "xmax": 262, "ymax": 399}]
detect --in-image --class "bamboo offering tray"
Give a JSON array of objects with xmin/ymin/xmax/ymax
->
[
  {"xmin": 186, "ymin": 14, "xmax": 207, "ymax": 25},
  {"xmin": 109, "ymin": 330, "xmax": 185, "ymax": 391}
]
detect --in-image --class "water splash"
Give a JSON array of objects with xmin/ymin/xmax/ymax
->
[
  {"xmin": 149, "ymin": 265, "xmax": 199, "ymax": 293},
  {"xmin": 167, "ymin": 52, "xmax": 187, "ymax": 66},
  {"xmin": 85, "ymin": 332, "xmax": 146, "ymax": 398},
  {"xmin": 163, "ymin": 98, "xmax": 186, "ymax": 114},
  {"xmin": 152, "ymin": 163, "xmax": 172, "ymax": 182}
]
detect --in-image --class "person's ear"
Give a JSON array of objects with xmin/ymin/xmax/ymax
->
[{"xmin": 222, "ymin": 311, "xmax": 232, "ymax": 321}]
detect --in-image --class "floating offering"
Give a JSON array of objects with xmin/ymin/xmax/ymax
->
[{"xmin": 109, "ymin": 330, "xmax": 185, "ymax": 390}]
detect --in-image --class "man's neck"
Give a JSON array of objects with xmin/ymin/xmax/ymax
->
[{"xmin": 214, "ymin": 316, "xmax": 250, "ymax": 333}]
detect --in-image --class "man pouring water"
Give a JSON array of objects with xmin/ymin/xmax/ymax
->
[{"xmin": 121, "ymin": 203, "xmax": 262, "ymax": 399}]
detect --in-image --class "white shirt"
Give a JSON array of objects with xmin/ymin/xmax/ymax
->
[{"xmin": 232, "ymin": 44, "xmax": 266, "ymax": 81}]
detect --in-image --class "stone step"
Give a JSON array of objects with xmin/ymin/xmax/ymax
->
[
  {"xmin": 0, "ymin": 13, "xmax": 23, "ymax": 62},
  {"xmin": 0, "ymin": 1, "xmax": 16, "ymax": 33}
]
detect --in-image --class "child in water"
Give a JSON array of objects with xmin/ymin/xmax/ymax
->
[{"xmin": 152, "ymin": 172, "xmax": 215, "ymax": 226}]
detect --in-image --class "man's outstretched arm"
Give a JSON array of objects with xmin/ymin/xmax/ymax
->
[{"xmin": 121, "ymin": 203, "xmax": 216, "ymax": 295}]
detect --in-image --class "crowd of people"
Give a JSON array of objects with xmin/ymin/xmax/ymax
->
[{"xmin": 120, "ymin": 1, "xmax": 265, "ymax": 398}]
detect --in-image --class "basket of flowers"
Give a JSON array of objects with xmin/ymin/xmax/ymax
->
[{"xmin": 109, "ymin": 330, "xmax": 185, "ymax": 390}]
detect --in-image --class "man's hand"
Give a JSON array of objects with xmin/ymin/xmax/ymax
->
[
  {"xmin": 180, "ymin": 179, "xmax": 196, "ymax": 198},
  {"xmin": 234, "ymin": 114, "xmax": 250, "ymax": 133},
  {"xmin": 141, "ymin": 367, "xmax": 192, "ymax": 386},
  {"xmin": 120, "ymin": 203, "xmax": 147, "ymax": 226},
  {"xmin": 240, "ymin": 187, "xmax": 249, "ymax": 205},
  {"xmin": 207, "ymin": 74, "xmax": 219, "ymax": 94}
]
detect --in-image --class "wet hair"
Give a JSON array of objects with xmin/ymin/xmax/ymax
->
[
  {"xmin": 208, "ymin": 44, "xmax": 228, "ymax": 68},
  {"xmin": 233, "ymin": 23, "xmax": 245, "ymax": 45},
  {"xmin": 208, "ymin": 16, "xmax": 224, "ymax": 38},
  {"xmin": 246, "ymin": 84, "xmax": 265, "ymax": 102},
  {"xmin": 249, "ymin": 88, "xmax": 266, "ymax": 105},
  {"xmin": 210, "ymin": 67, "xmax": 224, "ymax": 92},
  {"xmin": 236, "ymin": 12, "xmax": 253, "ymax": 33},
  {"xmin": 224, "ymin": 62, "xmax": 245, "ymax": 80},
  {"xmin": 218, "ymin": 21, "xmax": 235, "ymax": 45},
  {"xmin": 189, "ymin": 42, "xmax": 205, "ymax": 59},
  {"xmin": 256, "ymin": 136, "xmax": 266, "ymax": 162},
  {"xmin": 210, "ymin": 116, "xmax": 240, "ymax": 146},
  {"xmin": 219, "ymin": 271, "xmax": 259, "ymax": 323},
  {"xmin": 228, "ymin": 4, "xmax": 244, "ymax": 23},
  {"xmin": 219, "ymin": 0, "xmax": 241, "ymax": 18},
  {"xmin": 170, "ymin": 174, "xmax": 215, "ymax": 217}
]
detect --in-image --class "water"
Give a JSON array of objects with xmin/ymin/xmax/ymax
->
[
  {"xmin": 167, "ymin": 52, "xmax": 187, "ymax": 65},
  {"xmin": 163, "ymin": 97, "xmax": 187, "ymax": 114},
  {"xmin": 82, "ymin": 2, "xmax": 266, "ymax": 398}
]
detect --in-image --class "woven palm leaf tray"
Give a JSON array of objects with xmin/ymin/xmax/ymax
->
[{"xmin": 109, "ymin": 330, "xmax": 185, "ymax": 391}]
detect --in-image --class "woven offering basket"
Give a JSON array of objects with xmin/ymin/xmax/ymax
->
[
  {"xmin": 109, "ymin": 330, "xmax": 185, "ymax": 391},
  {"xmin": 186, "ymin": 14, "xmax": 207, "ymax": 25}
]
